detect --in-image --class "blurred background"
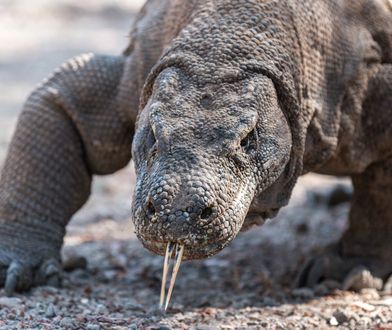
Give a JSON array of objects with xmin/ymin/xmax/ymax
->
[
  {"xmin": 0, "ymin": 0, "xmax": 143, "ymax": 162},
  {"xmin": 0, "ymin": 0, "xmax": 146, "ymax": 244}
]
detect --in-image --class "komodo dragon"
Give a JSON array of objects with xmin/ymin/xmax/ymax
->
[{"xmin": 0, "ymin": 0, "xmax": 391, "ymax": 296}]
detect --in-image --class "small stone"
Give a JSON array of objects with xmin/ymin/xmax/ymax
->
[
  {"xmin": 6, "ymin": 312, "xmax": 16, "ymax": 320},
  {"xmin": 360, "ymin": 288, "xmax": 380, "ymax": 300},
  {"xmin": 81, "ymin": 298, "xmax": 89, "ymax": 304},
  {"xmin": 195, "ymin": 326, "xmax": 215, "ymax": 330},
  {"xmin": 60, "ymin": 317, "xmax": 75, "ymax": 329},
  {"xmin": 96, "ymin": 303, "xmax": 107, "ymax": 314},
  {"xmin": 146, "ymin": 325, "xmax": 172, "ymax": 330},
  {"xmin": 0, "ymin": 297, "xmax": 21, "ymax": 308},
  {"xmin": 368, "ymin": 297, "xmax": 392, "ymax": 306},
  {"xmin": 352, "ymin": 301, "xmax": 375, "ymax": 312},
  {"xmin": 333, "ymin": 310, "xmax": 349, "ymax": 324},
  {"xmin": 86, "ymin": 324, "xmax": 100, "ymax": 330},
  {"xmin": 45, "ymin": 304, "xmax": 56, "ymax": 318},
  {"xmin": 329, "ymin": 316, "xmax": 339, "ymax": 326}
]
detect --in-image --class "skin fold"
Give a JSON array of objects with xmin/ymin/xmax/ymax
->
[{"xmin": 0, "ymin": 0, "xmax": 391, "ymax": 294}]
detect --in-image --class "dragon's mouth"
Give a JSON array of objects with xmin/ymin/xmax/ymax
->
[{"xmin": 140, "ymin": 237, "xmax": 230, "ymax": 260}]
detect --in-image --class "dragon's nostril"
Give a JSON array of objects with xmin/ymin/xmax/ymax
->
[
  {"xmin": 200, "ymin": 206, "xmax": 213, "ymax": 220},
  {"xmin": 146, "ymin": 199, "xmax": 156, "ymax": 217}
]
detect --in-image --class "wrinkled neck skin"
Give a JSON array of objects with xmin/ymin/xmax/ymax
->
[{"xmin": 131, "ymin": 0, "xmax": 305, "ymax": 260}]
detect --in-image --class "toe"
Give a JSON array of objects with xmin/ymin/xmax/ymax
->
[
  {"xmin": 342, "ymin": 266, "xmax": 383, "ymax": 291},
  {"xmin": 303, "ymin": 257, "xmax": 330, "ymax": 287},
  {"xmin": 35, "ymin": 258, "xmax": 62, "ymax": 287},
  {"xmin": 297, "ymin": 247, "xmax": 359, "ymax": 288},
  {"xmin": 5, "ymin": 261, "xmax": 33, "ymax": 296},
  {"xmin": 297, "ymin": 258, "xmax": 317, "ymax": 287}
]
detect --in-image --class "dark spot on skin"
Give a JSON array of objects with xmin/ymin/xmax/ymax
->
[
  {"xmin": 146, "ymin": 199, "xmax": 156, "ymax": 217},
  {"xmin": 200, "ymin": 206, "xmax": 213, "ymax": 219},
  {"xmin": 200, "ymin": 94, "xmax": 213, "ymax": 108},
  {"xmin": 240, "ymin": 129, "xmax": 256, "ymax": 152}
]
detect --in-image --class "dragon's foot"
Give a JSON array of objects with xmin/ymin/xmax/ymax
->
[
  {"xmin": 297, "ymin": 244, "xmax": 392, "ymax": 291},
  {"xmin": 0, "ymin": 235, "xmax": 62, "ymax": 296}
]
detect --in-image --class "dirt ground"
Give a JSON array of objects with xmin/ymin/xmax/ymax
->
[{"xmin": 1, "ymin": 1, "xmax": 392, "ymax": 329}]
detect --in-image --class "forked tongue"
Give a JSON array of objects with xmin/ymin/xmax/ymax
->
[{"xmin": 159, "ymin": 242, "xmax": 184, "ymax": 311}]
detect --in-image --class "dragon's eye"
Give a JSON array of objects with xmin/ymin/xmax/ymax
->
[{"xmin": 240, "ymin": 129, "xmax": 256, "ymax": 153}]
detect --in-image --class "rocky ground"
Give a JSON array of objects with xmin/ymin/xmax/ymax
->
[{"xmin": 1, "ymin": 1, "xmax": 392, "ymax": 329}]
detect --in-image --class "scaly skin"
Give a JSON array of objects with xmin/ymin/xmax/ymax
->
[{"xmin": 0, "ymin": 0, "xmax": 391, "ymax": 294}]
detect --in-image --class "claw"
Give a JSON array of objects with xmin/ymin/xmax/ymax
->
[
  {"xmin": 305, "ymin": 257, "xmax": 329, "ymax": 287},
  {"xmin": 43, "ymin": 260, "xmax": 61, "ymax": 277},
  {"xmin": 159, "ymin": 242, "xmax": 184, "ymax": 311},
  {"xmin": 5, "ymin": 262, "xmax": 23, "ymax": 296}
]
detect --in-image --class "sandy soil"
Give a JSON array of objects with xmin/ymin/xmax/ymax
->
[{"xmin": 1, "ymin": 1, "xmax": 392, "ymax": 329}]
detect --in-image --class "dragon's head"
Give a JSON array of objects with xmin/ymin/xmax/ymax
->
[{"xmin": 131, "ymin": 66, "xmax": 292, "ymax": 260}]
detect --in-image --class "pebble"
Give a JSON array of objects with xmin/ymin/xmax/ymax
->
[
  {"xmin": 333, "ymin": 310, "xmax": 349, "ymax": 324},
  {"xmin": 95, "ymin": 303, "xmax": 108, "ymax": 314},
  {"xmin": 351, "ymin": 301, "xmax": 375, "ymax": 312},
  {"xmin": 360, "ymin": 288, "xmax": 380, "ymax": 300},
  {"xmin": 329, "ymin": 316, "xmax": 339, "ymax": 326},
  {"xmin": 81, "ymin": 298, "xmax": 89, "ymax": 304},
  {"xmin": 60, "ymin": 317, "xmax": 75, "ymax": 329},
  {"xmin": 0, "ymin": 297, "xmax": 21, "ymax": 308},
  {"xmin": 45, "ymin": 304, "xmax": 56, "ymax": 318},
  {"xmin": 86, "ymin": 324, "xmax": 100, "ymax": 330}
]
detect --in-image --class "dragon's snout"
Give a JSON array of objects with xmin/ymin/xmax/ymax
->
[
  {"xmin": 143, "ymin": 192, "xmax": 217, "ymax": 224},
  {"xmin": 132, "ymin": 170, "xmax": 233, "ymax": 259}
]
